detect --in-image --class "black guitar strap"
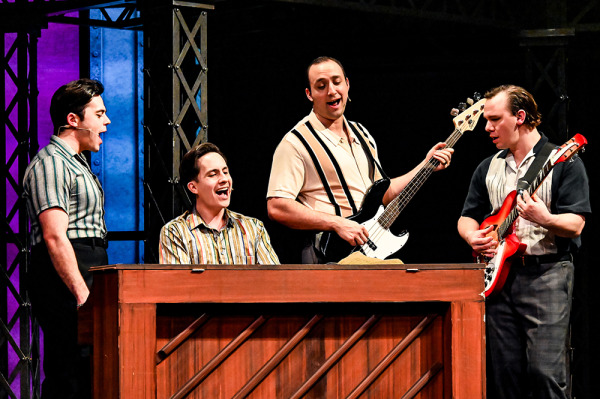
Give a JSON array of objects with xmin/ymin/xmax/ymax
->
[{"xmin": 516, "ymin": 141, "xmax": 555, "ymax": 194}]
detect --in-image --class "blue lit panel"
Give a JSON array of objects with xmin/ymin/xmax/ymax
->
[{"xmin": 89, "ymin": 9, "xmax": 144, "ymax": 264}]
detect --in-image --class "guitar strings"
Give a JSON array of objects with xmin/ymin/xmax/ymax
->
[{"xmin": 361, "ymin": 128, "xmax": 464, "ymax": 251}]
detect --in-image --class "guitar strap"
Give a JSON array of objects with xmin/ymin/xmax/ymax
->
[{"xmin": 516, "ymin": 141, "xmax": 555, "ymax": 194}]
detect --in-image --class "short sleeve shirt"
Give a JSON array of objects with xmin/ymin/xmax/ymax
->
[
  {"xmin": 23, "ymin": 135, "xmax": 107, "ymax": 245},
  {"xmin": 267, "ymin": 111, "xmax": 382, "ymax": 217},
  {"xmin": 461, "ymin": 135, "xmax": 591, "ymax": 255}
]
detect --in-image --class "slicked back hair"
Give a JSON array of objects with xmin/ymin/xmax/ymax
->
[
  {"xmin": 50, "ymin": 78, "xmax": 104, "ymax": 134},
  {"xmin": 485, "ymin": 84, "xmax": 542, "ymax": 129},
  {"xmin": 180, "ymin": 142, "xmax": 227, "ymax": 187}
]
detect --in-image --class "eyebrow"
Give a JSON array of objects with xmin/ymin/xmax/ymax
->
[{"xmin": 205, "ymin": 166, "xmax": 228, "ymax": 174}]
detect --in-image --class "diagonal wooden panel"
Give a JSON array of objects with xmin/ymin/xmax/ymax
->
[{"xmin": 155, "ymin": 303, "xmax": 446, "ymax": 398}]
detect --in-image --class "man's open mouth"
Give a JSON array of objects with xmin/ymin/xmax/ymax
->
[
  {"xmin": 216, "ymin": 187, "xmax": 229, "ymax": 198},
  {"xmin": 327, "ymin": 99, "xmax": 341, "ymax": 106}
]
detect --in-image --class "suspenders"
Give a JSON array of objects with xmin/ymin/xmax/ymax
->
[{"xmin": 291, "ymin": 120, "xmax": 386, "ymax": 217}]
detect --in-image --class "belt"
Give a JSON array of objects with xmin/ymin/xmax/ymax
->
[
  {"xmin": 70, "ymin": 237, "xmax": 108, "ymax": 249},
  {"xmin": 520, "ymin": 252, "xmax": 572, "ymax": 267}
]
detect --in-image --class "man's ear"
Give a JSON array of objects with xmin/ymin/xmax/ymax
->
[
  {"xmin": 515, "ymin": 109, "xmax": 526, "ymax": 126},
  {"xmin": 305, "ymin": 88, "xmax": 313, "ymax": 102},
  {"xmin": 66, "ymin": 112, "xmax": 80, "ymax": 128},
  {"xmin": 187, "ymin": 180, "xmax": 198, "ymax": 195}
]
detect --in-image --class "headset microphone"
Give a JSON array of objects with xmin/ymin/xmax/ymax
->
[{"xmin": 58, "ymin": 125, "xmax": 100, "ymax": 136}]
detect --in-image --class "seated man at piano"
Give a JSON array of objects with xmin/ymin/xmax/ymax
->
[
  {"xmin": 266, "ymin": 56, "xmax": 453, "ymax": 263},
  {"xmin": 160, "ymin": 143, "xmax": 280, "ymax": 265}
]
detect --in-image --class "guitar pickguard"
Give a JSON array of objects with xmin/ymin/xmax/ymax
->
[{"xmin": 360, "ymin": 206, "xmax": 409, "ymax": 259}]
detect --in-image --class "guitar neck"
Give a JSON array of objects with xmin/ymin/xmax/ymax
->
[{"xmin": 378, "ymin": 128, "xmax": 463, "ymax": 229}]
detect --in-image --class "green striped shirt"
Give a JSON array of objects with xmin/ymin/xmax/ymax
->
[
  {"xmin": 23, "ymin": 135, "xmax": 107, "ymax": 245},
  {"xmin": 159, "ymin": 208, "xmax": 280, "ymax": 265}
]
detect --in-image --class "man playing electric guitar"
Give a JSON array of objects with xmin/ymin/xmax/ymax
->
[
  {"xmin": 266, "ymin": 56, "xmax": 453, "ymax": 263},
  {"xmin": 457, "ymin": 85, "xmax": 591, "ymax": 399}
]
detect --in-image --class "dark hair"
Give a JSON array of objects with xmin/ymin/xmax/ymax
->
[
  {"xmin": 50, "ymin": 78, "xmax": 105, "ymax": 134},
  {"xmin": 484, "ymin": 84, "xmax": 542, "ymax": 129},
  {"xmin": 306, "ymin": 56, "xmax": 347, "ymax": 93},
  {"xmin": 179, "ymin": 142, "xmax": 227, "ymax": 186}
]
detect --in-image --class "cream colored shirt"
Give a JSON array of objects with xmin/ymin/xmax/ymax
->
[{"xmin": 267, "ymin": 111, "xmax": 382, "ymax": 217}]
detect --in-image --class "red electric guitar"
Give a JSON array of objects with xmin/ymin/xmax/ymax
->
[{"xmin": 480, "ymin": 133, "xmax": 587, "ymax": 297}]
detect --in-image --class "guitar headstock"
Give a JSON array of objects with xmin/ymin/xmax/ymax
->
[
  {"xmin": 551, "ymin": 133, "xmax": 588, "ymax": 165},
  {"xmin": 452, "ymin": 95, "xmax": 486, "ymax": 133}
]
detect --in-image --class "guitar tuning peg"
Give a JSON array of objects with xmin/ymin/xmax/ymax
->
[
  {"xmin": 450, "ymin": 108, "xmax": 459, "ymax": 116},
  {"xmin": 466, "ymin": 97, "xmax": 474, "ymax": 106},
  {"xmin": 473, "ymin": 92, "xmax": 482, "ymax": 101},
  {"xmin": 458, "ymin": 102, "xmax": 467, "ymax": 111}
]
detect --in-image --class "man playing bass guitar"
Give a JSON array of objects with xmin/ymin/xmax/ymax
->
[
  {"xmin": 267, "ymin": 56, "xmax": 453, "ymax": 263},
  {"xmin": 457, "ymin": 85, "xmax": 591, "ymax": 399}
]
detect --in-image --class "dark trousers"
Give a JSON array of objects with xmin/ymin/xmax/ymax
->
[
  {"xmin": 301, "ymin": 234, "xmax": 326, "ymax": 264},
  {"xmin": 28, "ymin": 240, "xmax": 108, "ymax": 399},
  {"xmin": 486, "ymin": 257, "xmax": 574, "ymax": 399}
]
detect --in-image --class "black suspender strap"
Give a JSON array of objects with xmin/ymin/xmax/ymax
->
[
  {"xmin": 348, "ymin": 122, "xmax": 389, "ymax": 180},
  {"xmin": 291, "ymin": 129, "xmax": 343, "ymax": 217},
  {"xmin": 305, "ymin": 122, "xmax": 358, "ymax": 214}
]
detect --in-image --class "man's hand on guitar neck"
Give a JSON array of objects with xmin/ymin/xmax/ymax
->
[
  {"xmin": 516, "ymin": 191, "xmax": 550, "ymax": 226},
  {"xmin": 428, "ymin": 142, "xmax": 454, "ymax": 172},
  {"xmin": 516, "ymin": 191, "xmax": 586, "ymax": 238}
]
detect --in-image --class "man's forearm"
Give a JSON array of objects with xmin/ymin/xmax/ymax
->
[
  {"xmin": 267, "ymin": 197, "xmax": 341, "ymax": 231},
  {"xmin": 457, "ymin": 216, "xmax": 480, "ymax": 244}
]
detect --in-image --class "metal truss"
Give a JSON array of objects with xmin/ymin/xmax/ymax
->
[
  {"xmin": 0, "ymin": 0, "xmax": 141, "ymax": 30},
  {"xmin": 274, "ymin": 0, "xmax": 600, "ymax": 32},
  {"xmin": 1, "ymin": 27, "xmax": 39, "ymax": 399},
  {"xmin": 521, "ymin": 29, "xmax": 572, "ymax": 142},
  {"xmin": 272, "ymin": 0, "xmax": 522, "ymax": 29},
  {"xmin": 142, "ymin": 1, "xmax": 211, "ymax": 263}
]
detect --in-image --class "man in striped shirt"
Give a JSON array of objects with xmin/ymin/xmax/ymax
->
[
  {"xmin": 23, "ymin": 79, "xmax": 111, "ymax": 399},
  {"xmin": 159, "ymin": 143, "xmax": 279, "ymax": 265}
]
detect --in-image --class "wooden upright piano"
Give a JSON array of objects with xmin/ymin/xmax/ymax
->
[{"xmin": 83, "ymin": 264, "xmax": 485, "ymax": 398}]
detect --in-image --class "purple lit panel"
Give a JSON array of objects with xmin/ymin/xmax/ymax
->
[{"xmin": 5, "ymin": 22, "xmax": 79, "ymax": 397}]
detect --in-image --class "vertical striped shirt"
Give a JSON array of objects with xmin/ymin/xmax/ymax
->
[
  {"xmin": 159, "ymin": 208, "xmax": 280, "ymax": 265},
  {"xmin": 23, "ymin": 135, "xmax": 107, "ymax": 246}
]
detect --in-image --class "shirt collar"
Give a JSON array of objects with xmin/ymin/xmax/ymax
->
[
  {"xmin": 307, "ymin": 110, "xmax": 360, "ymax": 147},
  {"xmin": 503, "ymin": 133, "xmax": 549, "ymax": 172},
  {"xmin": 186, "ymin": 207, "xmax": 235, "ymax": 231},
  {"xmin": 50, "ymin": 134, "xmax": 92, "ymax": 170},
  {"xmin": 50, "ymin": 135, "xmax": 79, "ymax": 158}
]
